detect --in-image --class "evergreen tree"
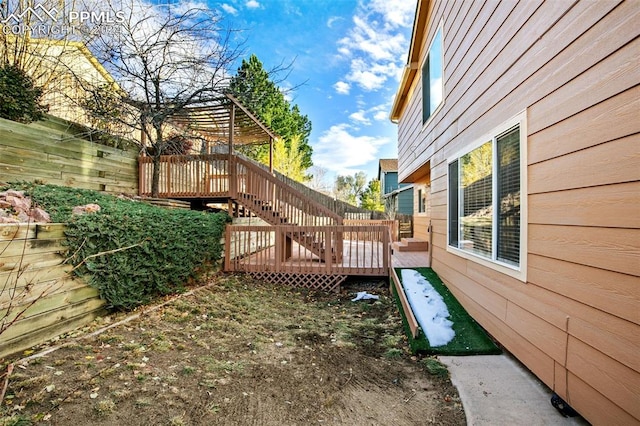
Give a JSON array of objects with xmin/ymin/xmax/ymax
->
[
  {"xmin": 229, "ymin": 54, "xmax": 312, "ymax": 169},
  {"xmin": 0, "ymin": 64, "xmax": 47, "ymax": 123}
]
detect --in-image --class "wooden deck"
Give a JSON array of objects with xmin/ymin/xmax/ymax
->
[
  {"xmin": 140, "ymin": 154, "xmax": 424, "ymax": 290},
  {"xmin": 392, "ymin": 250, "xmax": 430, "ymax": 268},
  {"xmin": 226, "ymin": 225, "xmax": 391, "ymax": 277}
]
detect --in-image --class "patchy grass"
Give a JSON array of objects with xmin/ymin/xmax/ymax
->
[{"xmin": 0, "ymin": 275, "xmax": 465, "ymax": 425}]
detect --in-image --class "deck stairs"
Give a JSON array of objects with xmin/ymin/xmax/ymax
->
[
  {"xmin": 234, "ymin": 193, "xmax": 339, "ymax": 262},
  {"xmin": 231, "ymin": 157, "xmax": 342, "ymax": 262},
  {"xmin": 392, "ymin": 237, "xmax": 428, "ymax": 252}
]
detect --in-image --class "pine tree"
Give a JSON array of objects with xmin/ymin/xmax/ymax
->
[{"xmin": 229, "ymin": 54, "xmax": 313, "ymax": 169}]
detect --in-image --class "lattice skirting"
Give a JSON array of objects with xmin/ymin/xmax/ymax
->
[{"xmin": 247, "ymin": 272, "xmax": 347, "ymax": 292}]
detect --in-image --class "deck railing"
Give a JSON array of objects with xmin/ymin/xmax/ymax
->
[
  {"xmin": 225, "ymin": 225, "xmax": 391, "ymax": 276},
  {"xmin": 139, "ymin": 154, "xmax": 230, "ymax": 198},
  {"xmin": 232, "ymin": 156, "xmax": 343, "ymax": 226},
  {"xmin": 344, "ymin": 219, "xmax": 399, "ymax": 242}
]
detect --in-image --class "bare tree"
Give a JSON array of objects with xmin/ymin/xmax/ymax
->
[
  {"xmin": 81, "ymin": 0, "xmax": 244, "ymax": 197},
  {"xmin": 307, "ymin": 165, "xmax": 332, "ymax": 194}
]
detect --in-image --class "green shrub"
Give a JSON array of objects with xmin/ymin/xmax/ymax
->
[
  {"xmin": 0, "ymin": 64, "xmax": 47, "ymax": 123},
  {"xmin": 8, "ymin": 183, "xmax": 230, "ymax": 310}
]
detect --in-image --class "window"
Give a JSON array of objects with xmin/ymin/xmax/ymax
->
[
  {"xmin": 422, "ymin": 27, "xmax": 443, "ymax": 123},
  {"xmin": 448, "ymin": 122, "xmax": 523, "ymax": 271},
  {"xmin": 418, "ymin": 189, "xmax": 425, "ymax": 213}
]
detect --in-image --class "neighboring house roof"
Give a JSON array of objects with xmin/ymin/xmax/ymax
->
[
  {"xmin": 379, "ymin": 159, "xmax": 398, "ymax": 173},
  {"xmin": 390, "ymin": 0, "xmax": 428, "ymax": 122},
  {"xmin": 382, "ymin": 183, "xmax": 414, "ymax": 199},
  {"xmin": 64, "ymin": 40, "xmax": 119, "ymax": 89}
]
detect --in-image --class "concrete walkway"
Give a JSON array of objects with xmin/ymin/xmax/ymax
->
[{"xmin": 439, "ymin": 354, "xmax": 590, "ymax": 425}]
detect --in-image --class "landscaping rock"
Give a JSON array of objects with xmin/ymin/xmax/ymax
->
[
  {"xmin": 0, "ymin": 188, "xmax": 52, "ymax": 223},
  {"xmin": 72, "ymin": 204, "xmax": 101, "ymax": 215},
  {"xmin": 7, "ymin": 194, "xmax": 32, "ymax": 212},
  {"xmin": 31, "ymin": 207, "xmax": 51, "ymax": 223}
]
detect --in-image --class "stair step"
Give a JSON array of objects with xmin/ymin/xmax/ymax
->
[{"xmin": 393, "ymin": 238, "xmax": 429, "ymax": 252}]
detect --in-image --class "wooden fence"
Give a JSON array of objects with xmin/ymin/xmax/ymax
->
[
  {"xmin": 0, "ymin": 223, "xmax": 105, "ymax": 359},
  {"xmin": 0, "ymin": 116, "xmax": 138, "ymax": 193}
]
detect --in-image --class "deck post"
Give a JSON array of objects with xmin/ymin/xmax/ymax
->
[
  {"xmin": 228, "ymin": 199, "xmax": 235, "ymax": 217},
  {"xmin": 383, "ymin": 226, "xmax": 390, "ymax": 275},
  {"xmin": 269, "ymin": 136, "xmax": 274, "ymax": 174},
  {"xmin": 228, "ymin": 103, "xmax": 236, "ymax": 197},
  {"xmin": 274, "ymin": 229, "xmax": 282, "ymax": 273},
  {"xmin": 224, "ymin": 225, "xmax": 231, "ymax": 271},
  {"xmin": 325, "ymin": 230, "xmax": 331, "ymax": 273}
]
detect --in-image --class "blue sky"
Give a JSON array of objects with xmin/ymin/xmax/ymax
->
[{"xmin": 208, "ymin": 0, "xmax": 416, "ymax": 186}]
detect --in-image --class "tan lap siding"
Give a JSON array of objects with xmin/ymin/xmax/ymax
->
[{"xmin": 396, "ymin": 0, "xmax": 640, "ymax": 423}]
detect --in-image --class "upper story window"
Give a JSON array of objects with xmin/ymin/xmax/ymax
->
[
  {"xmin": 447, "ymin": 113, "xmax": 527, "ymax": 279},
  {"xmin": 422, "ymin": 26, "xmax": 443, "ymax": 124}
]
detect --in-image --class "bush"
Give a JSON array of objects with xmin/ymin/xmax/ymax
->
[
  {"xmin": 0, "ymin": 64, "xmax": 48, "ymax": 123},
  {"xmin": 7, "ymin": 183, "xmax": 231, "ymax": 310}
]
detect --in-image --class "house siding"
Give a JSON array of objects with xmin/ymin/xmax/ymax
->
[
  {"xmin": 382, "ymin": 172, "xmax": 399, "ymax": 195},
  {"xmin": 397, "ymin": 189, "xmax": 413, "ymax": 216},
  {"xmin": 394, "ymin": 1, "xmax": 640, "ymax": 424}
]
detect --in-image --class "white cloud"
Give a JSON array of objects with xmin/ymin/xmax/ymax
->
[
  {"xmin": 313, "ymin": 124, "xmax": 390, "ymax": 175},
  {"xmin": 344, "ymin": 58, "xmax": 401, "ymax": 91},
  {"xmin": 221, "ymin": 4, "xmax": 238, "ymax": 15},
  {"xmin": 368, "ymin": 0, "xmax": 416, "ymax": 30},
  {"xmin": 373, "ymin": 110, "xmax": 388, "ymax": 121},
  {"xmin": 336, "ymin": 0, "xmax": 416, "ymax": 92},
  {"xmin": 349, "ymin": 110, "xmax": 371, "ymax": 125},
  {"xmin": 246, "ymin": 0, "xmax": 260, "ymax": 9},
  {"xmin": 327, "ymin": 16, "xmax": 343, "ymax": 28},
  {"xmin": 334, "ymin": 81, "xmax": 351, "ymax": 95}
]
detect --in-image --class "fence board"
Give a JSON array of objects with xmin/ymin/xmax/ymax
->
[
  {"xmin": 0, "ymin": 223, "xmax": 104, "ymax": 359},
  {"xmin": 0, "ymin": 116, "xmax": 138, "ymax": 193}
]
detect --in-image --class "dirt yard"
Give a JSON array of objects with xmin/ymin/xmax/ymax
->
[{"xmin": 0, "ymin": 274, "xmax": 465, "ymax": 425}]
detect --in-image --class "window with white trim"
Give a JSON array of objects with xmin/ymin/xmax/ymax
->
[
  {"xmin": 422, "ymin": 26, "xmax": 443, "ymax": 124},
  {"xmin": 448, "ymin": 124, "xmax": 522, "ymax": 268}
]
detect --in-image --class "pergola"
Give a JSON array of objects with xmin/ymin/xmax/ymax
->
[{"xmin": 171, "ymin": 93, "xmax": 278, "ymax": 172}]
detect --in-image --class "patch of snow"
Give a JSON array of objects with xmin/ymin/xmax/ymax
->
[
  {"xmin": 400, "ymin": 269, "xmax": 455, "ymax": 347},
  {"xmin": 351, "ymin": 291, "xmax": 380, "ymax": 301}
]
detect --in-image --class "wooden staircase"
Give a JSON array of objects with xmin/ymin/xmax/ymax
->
[
  {"xmin": 231, "ymin": 156, "xmax": 343, "ymax": 262},
  {"xmin": 237, "ymin": 193, "xmax": 291, "ymax": 225}
]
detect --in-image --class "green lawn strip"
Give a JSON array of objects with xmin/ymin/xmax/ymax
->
[{"xmin": 393, "ymin": 267, "xmax": 501, "ymax": 355}]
